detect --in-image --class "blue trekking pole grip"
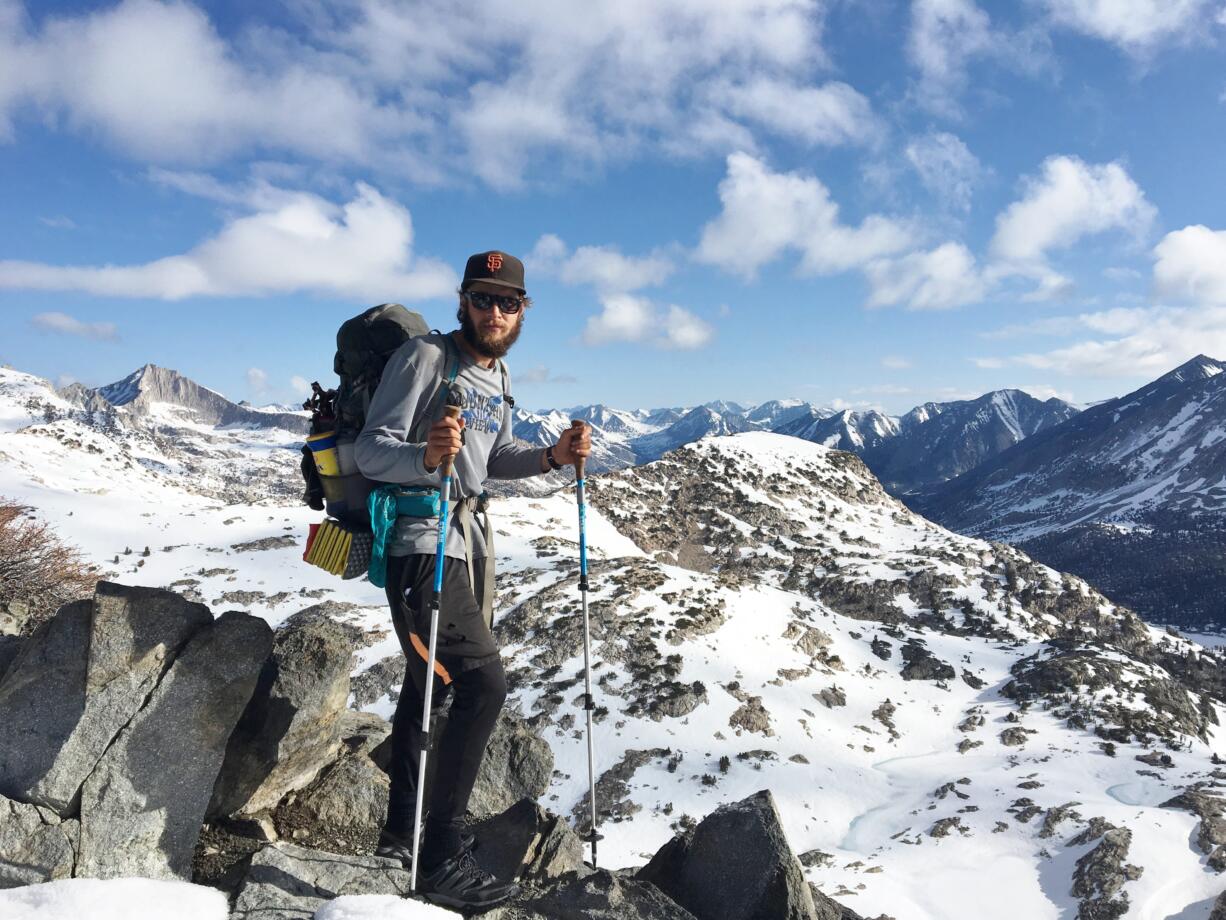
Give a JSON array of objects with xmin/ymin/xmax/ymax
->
[{"xmin": 410, "ymin": 403, "xmax": 462, "ymax": 891}]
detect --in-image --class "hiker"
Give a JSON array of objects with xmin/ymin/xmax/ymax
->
[{"xmin": 355, "ymin": 250, "xmax": 591, "ymax": 910}]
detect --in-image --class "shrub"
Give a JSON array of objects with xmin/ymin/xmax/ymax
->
[{"xmin": 0, "ymin": 497, "xmax": 99, "ymax": 634}]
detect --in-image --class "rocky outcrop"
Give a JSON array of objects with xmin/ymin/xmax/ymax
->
[
  {"xmin": 76, "ymin": 611, "xmax": 272, "ymax": 880},
  {"xmin": 468, "ymin": 711, "xmax": 555, "ymax": 820},
  {"xmin": 230, "ymin": 843, "xmax": 413, "ymax": 920},
  {"xmin": 273, "ymin": 710, "xmax": 391, "ymax": 856},
  {"xmin": 1071, "ymin": 825, "xmax": 1142, "ymax": 920},
  {"xmin": 470, "ymin": 798, "xmax": 586, "ymax": 885},
  {"xmin": 1162, "ymin": 786, "xmax": 1226, "ymax": 871},
  {"xmin": 0, "ymin": 585, "xmax": 211, "ymax": 814},
  {"xmin": 638, "ymin": 789, "xmax": 821, "ymax": 920},
  {"xmin": 209, "ymin": 617, "xmax": 354, "ymax": 819},
  {"xmin": 0, "ymin": 795, "xmax": 78, "ymax": 888},
  {"xmin": 517, "ymin": 869, "xmax": 699, "ymax": 920}
]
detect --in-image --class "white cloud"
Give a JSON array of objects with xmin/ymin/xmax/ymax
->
[
  {"xmin": 697, "ymin": 152, "xmax": 914, "ymax": 280},
  {"xmin": 979, "ymin": 304, "xmax": 1226, "ymax": 377},
  {"xmin": 881, "ymin": 356, "xmax": 913, "ymax": 369},
  {"xmin": 989, "ymin": 156, "xmax": 1155, "ymax": 293},
  {"xmin": 716, "ymin": 79, "xmax": 883, "ymax": 147},
  {"xmin": 1153, "ymin": 225, "xmax": 1226, "ymax": 305},
  {"xmin": 1012, "ymin": 383, "xmax": 1076, "ymax": 402},
  {"xmin": 528, "ymin": 234, "xmax": 674, "ymax": 293},
  {"xmin": 0, "ymin": 182, "xmax": 455, "ymax": 300},
  {"xmin": 0, "ymin": 0, "xmax": 843, "ymax": 185},
  {"xmin": 246, "ymin": 367, "xmax": 269, "ymax": 395},
  {"xmin": 904, "ymin": 131, "xmax": 983, "ymax": 211},
  {"xmin": 290, "ymin": 375, "xmax": 311, "ymax": 396},
  {"xmin": 39, "ymin": 216, "xmax": 76, "ymax": 229},
  {"xmin": 1044, "ymin": 0, "xmax": 1218, "ymax": 53},
  {"xmin": 865, "ymin": 242, "xmax": 987, "ymax": 309},
  {"xmin": 906, "ymin": 0, "xmax": 1049, "ymax": 116},
  {"xmin": 30, "ymin": 312, "xmax": 119, "ymax": 341},
  {"xmin": 516, "ymin": 365, "xmax": 578, "ymax": 386},
  {"xmin": 582, "ymin": 294, "xmax": 713, "ymax": 350}
]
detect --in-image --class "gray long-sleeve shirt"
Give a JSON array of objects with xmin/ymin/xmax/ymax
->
[{"xmin": 355, "ymin": 332, "xmax": 544, "ymax": 559}]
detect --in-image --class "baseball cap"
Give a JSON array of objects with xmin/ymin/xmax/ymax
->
[{"xmin": 461, "ymin": 251, "xmax": 525, "ymax": 294}]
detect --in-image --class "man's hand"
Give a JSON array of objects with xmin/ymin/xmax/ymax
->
[
  {"xmin": 553, "ymin": 421, "xmax": 592, "ymax": 466},
  {"xmin": 424, "ymin": 415, "xmax": 465, "ymax": 471}
]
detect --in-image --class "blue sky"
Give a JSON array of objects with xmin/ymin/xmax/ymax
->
[{"xmin": 2, "ymin": 0, "xmax": 1226, "ymax": 414}]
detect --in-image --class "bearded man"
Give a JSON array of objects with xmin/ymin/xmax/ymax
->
[{"xmin": 355, "ymin": 251, "xmax": 590, "ymax": 910}]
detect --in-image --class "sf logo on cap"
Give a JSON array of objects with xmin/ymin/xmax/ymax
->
[{"xmin": 487, "ymin": 252, "xmax": 504, "ymax": 272}]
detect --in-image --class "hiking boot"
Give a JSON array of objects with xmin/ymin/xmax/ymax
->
[
  {"xmin": 418, "ymin": 848, "xmax": 520, "ymax": 911},
  {"xmin": 375, "ymin": 827, "xmax": 476, "ymax": 866}
]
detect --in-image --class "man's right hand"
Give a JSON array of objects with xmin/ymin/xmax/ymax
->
[{"xmin": 424, "ymin": 415, "xmax": 465, "ymax": 471}]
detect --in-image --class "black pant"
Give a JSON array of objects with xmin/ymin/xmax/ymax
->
[{"xmin": 384, "ymin": 553, "xmax": 507, "ymax": 840}]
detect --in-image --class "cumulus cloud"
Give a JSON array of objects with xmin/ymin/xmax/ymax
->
[
  {"xmin": 865, "ymin": 242, "xmax": 987, "ymax": 309},
  {"xmin": 697, "ymin": 152, "xmax": 914, "ymax": 280},
  {"xmin": 976, "ymin": 304, "xmax": 1226, "ymax": 377},
  {"xmin": 582, "ymin": 294, "xmax": 714, "ymax": 349},
  {"xmin": 30, "ymin": 312, "xmax": 119, "ymax": 341},
  {"xmin": 991, "ymin": 156, "xmax": 1155, "ymax": 265},
  {"xmin": 0, "ymin": 0, "xmax": 855, "ymax": 185},
  {"xmin": 290, "ymin": 375, "xmax": 311, "ymax": 396},
  {"xmin": 716, "ymin": 79, "xmax": 884, "ymax": 147},
  {"xmin": 904, "ymin": 131, "xmax": 983, "ymax": 211},
  {"xmin": 1153, "ymin": 225, "xmax": 1226, "ymax": 305},
  {"xmin": 881, "ymin": 356, "xmax": 913, "ymax": 369},
  {"xmin": 986, "ymin": 155, "xmax": 1155, "ymax": 299},
  {"xmin": 1044, "ymin": 0, "xmax": 1219, "ymax": 53},
  {"xmin": 528, "ymin": 234, "xmax": 674, "ymax": 293},
  {"xmin": 0, "ymin": 182, "xmax": 455, "ymax": 300}
]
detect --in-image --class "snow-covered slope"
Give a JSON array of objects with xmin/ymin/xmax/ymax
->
[{"xmin": 5, "ymin": 361, "xmax": 1225, "ymax": 920}]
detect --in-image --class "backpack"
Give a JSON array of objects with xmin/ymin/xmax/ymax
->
[
  {"xmin": 299, "ymin": 303, "xmax": 514, "ymax": 526},
  {"xmin": 301, "ymin": 304, "xmax": 431, "ymax": 524}
]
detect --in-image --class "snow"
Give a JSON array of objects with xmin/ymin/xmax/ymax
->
[
  {"xmin": 0, "ymin": 879, "xmax": 229, "ymax": 920},
  {"xmin": 2, "ymin": 376, "xmax": 1225, "ymax": 919},
  {"xmin": 315, "ymin": 896, "xmax": 457, "ymax": 919}
]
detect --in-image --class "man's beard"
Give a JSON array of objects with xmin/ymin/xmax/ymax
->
[{"xmin": 458, "ymin": 306, "xmax": 523, "ymax": 359}]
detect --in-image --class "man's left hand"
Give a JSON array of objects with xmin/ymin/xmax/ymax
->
[{"xmin": 554, "ymin": 422, "xmax": 592, "ymax": 466}]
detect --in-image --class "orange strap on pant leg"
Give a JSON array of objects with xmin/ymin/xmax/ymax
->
[{"xmin": 410, "ymin": 632, "xmax": 452, "ymax": 685}]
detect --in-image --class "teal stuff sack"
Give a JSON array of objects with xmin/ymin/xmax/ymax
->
[{"xmin": 367, "ymin": 485, "xmax": 441, "ymax": 588}]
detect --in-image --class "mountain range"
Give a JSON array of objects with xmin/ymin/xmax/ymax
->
[{"xmin": 6, "ymin": 351, "xmax": 1225, "ymax": 629}]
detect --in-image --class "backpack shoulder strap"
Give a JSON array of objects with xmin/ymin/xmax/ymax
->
[
  {"xmin": 407, "ymin": 333, "xmax": 462, "ymax": 444},
  {"xmin": 498, "ymin": 360, "xmax": 515, "ymax": 408}
]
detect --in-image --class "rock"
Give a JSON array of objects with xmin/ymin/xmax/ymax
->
[
  {"xmin": 1039, "ymin": 803, "xmax": 1082, "ymax": 839},
  {"xmin": 0, "ymin": 794, "xmax": 78, "ymax": 888},
  {"xmin": 279, "ymin": 601, "xmax": 367, "ymax": 649},
  {"xmin": 999, "ymin": 727, "xmax": 1033, "ymax": 747},
  {"xmin": 517, "ymin": 868, "xmax": 699, "ymax": 920},
  {"xmin": 230, "ymin": 842, "xmax": 413, "ymax": 920},
  {"xmin": 76, "ymin": 610, "xmax": 272, "ymax": 880},
  {"xmin": 1134, "ymin": 751, "xmax": 1173, "ymax": 768},
  {"xmin": 870, "ymin": 637, "xmax": 892, "ymax": 660},
  {"xmin": 573, "ymin": 749, "xmax": 672, "ymax": 828},
  {"xmin": 1071, "ymin": 827, "xmax": 1142, "ymax": 920},
  {"xmin": 0, "ymin": 635, "xmax": 25, "ymax": 681},
  {"xmin": 468, "ymin": 710, "xmax": 555, "ymax": 820},
  {"xmin": 273, "ymin": 712, "xmax": 392, "ymax": 856},
  {"xmin": 816, "ymin": 687, "xmax": 846, "ymax": 709},
  {"xmin": 470, "ymin": 798, "xmax": 586, "ymax": 885},
  {"xmin": 350, "ymin": 653, "xmax": 406, "ymax": 709},
  {"xmin": 1162, "ymin": 787, "xmax": 1226, "ymax": 859},
  {"xmin": 899, "ymin": 641, "xmax": 955, "ymax": 682},
  {"xmin": 1211, "ymin": 889, "xmax": 1226, "ymax": 920},
  {"xmin": 209, "ymin": 617, "xmax": 354, "ymax": 819},
  {"xmin": 638, "ymin": 789, "xmax": 822, "ymax": 920},
  {"xmin": 729, "ymin": 696, "xmax": 774, "ymax": 735},
  {"xmin": 0, "ymin": 583, "xmax": 211, "ymax": 815},
  {"xmin": 929, "ymin": 817, "xmax": 966, "ymax": 838}
]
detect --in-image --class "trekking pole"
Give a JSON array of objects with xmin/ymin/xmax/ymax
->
[
  {"xmin": 410, "ymin": 403, "xmax": 462, "ymax": 892},
  {"xmin": 572, "ymin": 419, "xmax": 601, "ymax": 868}
]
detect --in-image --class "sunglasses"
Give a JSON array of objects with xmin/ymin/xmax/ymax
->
[{"xmin": 464, "ymin": 290, "xmax": 525, "ymax": 314}]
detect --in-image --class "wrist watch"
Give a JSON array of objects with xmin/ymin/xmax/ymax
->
[{"xmin": 545, "ymin": 445, "xmax": 563, "ymax": 470}]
